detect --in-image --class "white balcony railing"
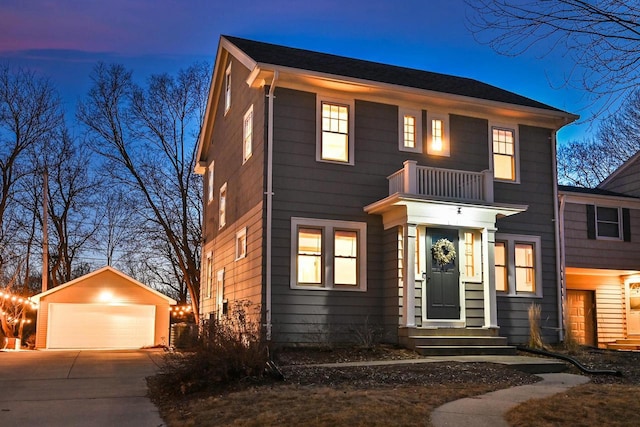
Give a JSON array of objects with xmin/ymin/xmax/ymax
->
[{"xmin": 388, "ymin": 160, "xmax": 494, "ymax": 203}]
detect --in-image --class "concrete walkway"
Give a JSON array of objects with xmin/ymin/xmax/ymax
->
[
  {"xmin": 431, "ymin": 372, "xmax": 590, "ymax": 427},
  {"xmin": 0, "ymin": 349, "xmax": 165, "ymax": 427}
]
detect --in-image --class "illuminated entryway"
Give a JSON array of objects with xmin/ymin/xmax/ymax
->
[{"xmin": 627, "ymin": 282, "xmax": 640, "ymax": 336}]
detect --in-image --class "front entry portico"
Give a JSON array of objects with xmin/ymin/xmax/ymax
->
[{"xmin": 363, "ymin": 161, "xmax": 527, "ymax": 332}]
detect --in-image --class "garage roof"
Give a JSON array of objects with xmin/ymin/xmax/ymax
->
[{"xmin": 30, "ymin": 266, "xmax": 177, "ymax": 304}]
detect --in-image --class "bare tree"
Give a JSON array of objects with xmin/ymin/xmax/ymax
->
[
  {"xmin": 38, "ymin": 129, "xmax": 102, "ymax": 287},
  {"xmin": 558, "ymin": 88, "xmax": 640, "ymax": 187},
  {"xmin": 0, "ymin": 65, "xmax": 63, "ymax": 278},
  {"xmin": 77, "ymin": 62, "xmax": 208, "ymax": 318},
  {"xmin": 466, "ymin": 0, "xmax": 640, "ymax": 115}
]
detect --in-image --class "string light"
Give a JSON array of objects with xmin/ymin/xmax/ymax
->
[
  {"xmin": 170, "ymin": 304, "xmax": 192, "ymax": 317},
  {"xmin": 0, "ymin": 290, "xmax": 38, "ymax": 309}
]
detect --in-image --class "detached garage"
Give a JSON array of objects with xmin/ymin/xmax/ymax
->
[{"xmin": 32, "ymin": 266, "xmax": 177, "ymax": 349}]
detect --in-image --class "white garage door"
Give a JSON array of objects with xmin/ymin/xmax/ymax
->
[{"xmin": 47, "ymin": 303, "xmax": 155, "ymax": 349}]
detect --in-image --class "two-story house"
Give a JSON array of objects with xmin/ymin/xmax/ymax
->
[
  {"xmin": 195, "ymin": 36, "xmax": 578, "ymax": 354},
  {"xmin": 560, "ymin": 152, "xmax": 640, "ymax": 349}
]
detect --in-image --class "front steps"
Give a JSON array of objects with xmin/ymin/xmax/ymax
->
[
  {"xmin": 607, "ymin": 338, "xmax": 640, "ymax": 351},
  {"xmin": 399, "ymin": 327, "xmax": 517, "ymax": 356}
]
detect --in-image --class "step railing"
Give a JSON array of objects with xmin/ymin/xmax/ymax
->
[{"xmin": 388, "ymin": 160, "xmax": 494, "ymax": 203}]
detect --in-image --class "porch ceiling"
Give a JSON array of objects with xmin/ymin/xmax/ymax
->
[{"xmin": 364, "ymin": 193, "xmax": 527, "ymax": 230}]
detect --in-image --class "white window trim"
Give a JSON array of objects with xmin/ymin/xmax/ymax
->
[
  {"xmin": 316, "ymin": 96, "xmax": 355, "ymax": 166},
  {"xmin": 243, "ymin": 105, "xmax": 253, "ymax": 164},
  {"xmin": 460, "ymin": 229, "xmax": 482, "ymax": 283},
  {"xmin": 205, "ymin": 251, "xmax": 213, "ymax": 299},
  {"xmin": 489, "ymin": 122, "xmax": 520, "ymax": 184},
  {"xmin": 219, "ymin": 182, "xmax": 227, "ymax": 229},
  {"xmin": 207, "ymin": 161, "xmax": 214, "ymax": 204},
  {"xmin": 398, "ymin": 108, "xmax": 423, "ymax": 153},
  {"xmin": 596, "ymin": 205, "xmax": 623, "ymax": 241},
  {"xmin": 495, "ymin": 233, "xmax": 542, "ymax": 298},
  {"xmin": 290, "ymin": 217, "xmax": 367, "ymax": 291},
  {"xmin": 235, "ymin": 227, "xmax": 247, "ymax": 260},
  {"xmin": 216, "ymin": 268, "xmax": 225, "ymax": 316},
  {"xmin": 224, "ymin": 64, "xmax": 231, "ymax": 115},
  {"xmin": 427, "ymin": 112, "xmax": 450, "ymax": 157}
]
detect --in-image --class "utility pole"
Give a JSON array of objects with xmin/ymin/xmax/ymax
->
[{"xmin": 42, "ymin": 167, "xmax": 48, "ymax": 292}]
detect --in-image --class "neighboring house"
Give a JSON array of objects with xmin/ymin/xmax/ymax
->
[
  {"xmin": 560, "ymin": 152, "xmax": 640, "ymax": 349},
  {"xmin": 31, "ymin": 266, "xmax": 176, "ymax": 349},
  {"xmin": 195, "ymin": 36, "xmax": 577, "ymax": 353}
]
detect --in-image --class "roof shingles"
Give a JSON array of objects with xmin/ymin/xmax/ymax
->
[{"xmin": 225, "ymin": 35, "xmax": 564, "ymax": 112}]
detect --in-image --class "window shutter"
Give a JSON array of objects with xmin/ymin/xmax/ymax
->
[
  {"xmin": 586, "ymin": 205, "xmax": 596, "ymax": 239},
  {"xmin": 623, "ymin": 208, "xmax": 631, "ymax": 242}
]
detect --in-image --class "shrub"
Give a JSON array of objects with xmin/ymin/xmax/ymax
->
[{"xmin": 152, "ymin": 301, "xmax": 269, "ymax": 396}]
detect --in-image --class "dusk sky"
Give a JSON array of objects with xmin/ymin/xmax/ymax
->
[{"xmin": 1, "ymin": 0, "xmax": 591, "ymax": 143}]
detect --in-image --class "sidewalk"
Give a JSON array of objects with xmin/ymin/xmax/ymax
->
[{"xmin": 431, "ymin": 372, "xmax": 590, "ymax": 427}]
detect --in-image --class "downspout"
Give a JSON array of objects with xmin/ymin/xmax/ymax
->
[
  {"xmin": 552, "ymin": 130, "xmax": 565, "ymax": 342},
  {"xmin": 265, "ymin": 70, "xmax": 278, "ymax": 341}
]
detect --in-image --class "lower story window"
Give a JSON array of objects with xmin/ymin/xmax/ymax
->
[
  {"xmin": 291, "ymin": 217, "xmax": 367, "ymax": 291},
  {"xmin": 494, "ymin": 234, "xmax": 542, "ymax": 297}
]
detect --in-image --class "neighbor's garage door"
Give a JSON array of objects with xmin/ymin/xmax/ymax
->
[{"xmin": 47, "ymin": 303, "xmax": 155, "ymax": 349}]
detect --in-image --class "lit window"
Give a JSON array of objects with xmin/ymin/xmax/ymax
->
[
  {"xmin": 207, "ymin": 161, "xmax": 214, "ymax": 204},
  {"xmin": 427, "ymin": 113, "xmax": 450, "ymax": 156},
  {"xmin": 334, "ymin": 230, "xmax": 358, "ymax": 286},
  {"xmin": 494, "ymin": 234, "xmax": 541, "ymax": 297},
  {"xmin": 224, "ymin": 64, "xmax": 231, "ymax": 114},
  {"xmin": 596, "ymin": 206, "xmax": 621, "ymax": 239},
  {"xmin": 399, "ymin": 108, "xmax": 422, "ymax": 153},
  {"xmin": 462, "ymin": 230, "xmax": 481, "ymax": 282},
  {"xmin": 297, "ymin": 228, "xmax": 323, "ymax": 285},
  {"xmin": 495, "ymin": 241, "xmax": 507, "ymax": 292},
  {"xmin": 243, "ymin": 105, "xmax": 253, "ymax": 163},
  {"xmin": 464, "ymin": 232, "xmax": 474, "ymax": 278},
  {"xmin": 317, "ymin": 97, "xmax": 354, "ymax": 164},
  {"xmin": 235, "ymin": 227, "xmax": 247, "ymax": 260},
  {"xmin": 515, "ymin": 243, "xmax": 535, "ymax": 293},
  {"xmin": 492, "ymin": 125, "xmax": 517, "ymax": 181},
  {"xmin": 291, "ymin": 217, "xmax": 367, "ymax": 291},
  {"xmin": 219, "ymin": 182, "xmax": 227, "ymax": 229}
]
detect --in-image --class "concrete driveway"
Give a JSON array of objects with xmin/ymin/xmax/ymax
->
[{"xmin": 0, "ymin": 349, "xmax": 165, "ymax": 427}]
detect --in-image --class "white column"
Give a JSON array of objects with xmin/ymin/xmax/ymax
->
[
  {"xmin": 482, "ymin": 227, "xmax": 498, "ymax": 328},
  {"xmin": 403, "ymin": 160, "xmax": 417, "ymax": 194},
  {"xmin": 403, "ymin": 223, "xmax": 417, "ymax": 327}
]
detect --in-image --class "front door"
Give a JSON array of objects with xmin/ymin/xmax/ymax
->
[{"xmin": 426, "ymin": 228, "xmax": 460, "ymax": 319}]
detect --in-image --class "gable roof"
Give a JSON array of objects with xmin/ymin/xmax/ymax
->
[
  {"xmin": 30, "ymin": 266, "xmax": 177, "ymax": 304},
  {"xmin": 597, "ymin": 150, "xmax": 640, "ymax": 189},
  {"xmin": 224, "ymin": 35, "xmax": 568, "ymax": 113},
  {"xmin": 558, "ymin": 185, "xmax": 636, "ymax": 198}
]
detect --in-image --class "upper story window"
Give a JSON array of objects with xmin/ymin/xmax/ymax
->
[
  {"xmin": 427, "ymin": 113, "xmax": 450, "ymax": 157},
  {"xmin": 243, "ymin": 105, "xmax": 253, "ymax": 164},
  {"xmin": 587, "ymin": 205, "xmax": 630, "ymax": 241},
  {"xmin": 219, "ymin": 182, "xmax": 227, "ymax": 229},
  {"xmin": 291, "ymin": 217, "xmax": 367, "ymax": 291},
  {"xmin": 491, "ymin": 124, "xmax": 518, "ymax": 182},
  {"xmin": 317, "ymin": 97, "xmax": 355, "ymax": 165},
  {"xmin": 399, "ymin": 108, "xmax": 422, "ymax": 153},
  {"xmin": 494, "ymin": 234, "xmax": 542, "ymax": 297},
  {"xmin": 235, "ymin": 227, "xmax": 247, "ymax": 260},
  {"xmin": 207, "ymin": 161, "xmax": 214, "ymax": 204},
  {"xmin": 224, "ymin": 64, "xmax": 232, "ymax": 115}
]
